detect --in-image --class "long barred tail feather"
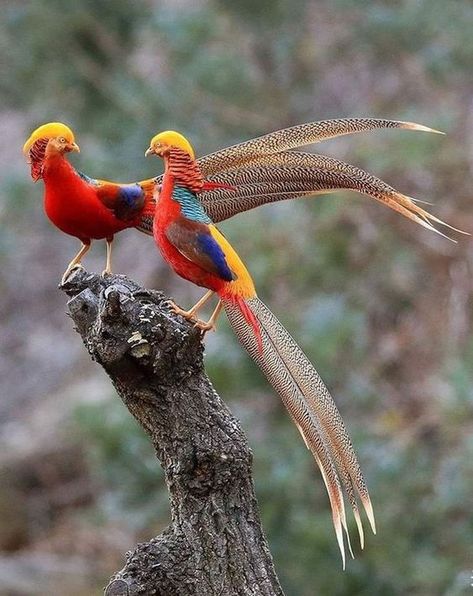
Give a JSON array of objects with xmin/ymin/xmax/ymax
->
[
  {"xmin": 223, "ymin": 296, "xmax": 376, "ymax": 564},
  {"xmin": 133, "ymin": 176, "xmax": 159, "ymax": 236},
  {"xmin": 201, "ymin": 159, "xmax": 465, "ymax": 238},
  {"xmin": 135, "ymin": 220, "xmax": 154, "ymax": 236},
  {"xmin": 136, "ymin": 119, "xmax": 466, "ymax": 240},
  {"xmin": 197, "ymin": 118, "xmax": 442, "ymax": 176}
]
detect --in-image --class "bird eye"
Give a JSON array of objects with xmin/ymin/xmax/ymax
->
[{"xmin": 58, "ymin": 137, "xmax": 67, "ymax": 143}]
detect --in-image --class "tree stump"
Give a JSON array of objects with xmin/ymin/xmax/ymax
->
[{"xmin": 62, "ymin": 269, "xmax": 284, "ymax": 596}]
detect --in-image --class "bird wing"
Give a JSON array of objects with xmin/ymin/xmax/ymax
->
[
  {"xmin": 78, "ymin": 172, "xmax": 156, "ymax": 223},
  {"xmin": 165, "ymin": 218, "xmax": 236, "ymax": 282}
]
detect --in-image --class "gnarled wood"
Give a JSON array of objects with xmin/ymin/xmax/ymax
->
[{"xmin": 61, "ymin": 269, "xmax": 284, "ymax": 596}]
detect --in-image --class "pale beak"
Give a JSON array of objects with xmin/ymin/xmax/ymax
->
[
  {"xmin": 68, "ymin": 142, "xmax": 80, "ymax": 153},
  {"xmin": 145, "ymin": 146, "xmax": 154, "ymax": 157}
]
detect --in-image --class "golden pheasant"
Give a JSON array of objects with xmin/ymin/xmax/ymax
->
[
  {"xmin": 137, "ymin": 118, "xmax": 462, "ymax": 239},
  {"xmin": 23, "ymin": 122, "xmax": 155, "ymax": 283},
  {"xmin": 144, "ymin": 122, "xmax": 467, "ymax": 565},
  {"xmin": 145, "ymin": 130, "xmax": 380, "ymax": 567}
]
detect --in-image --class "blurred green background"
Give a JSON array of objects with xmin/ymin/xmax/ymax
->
[{"xmin": 1, "ymin": 0, "xmax": 472, "ymax": 594}]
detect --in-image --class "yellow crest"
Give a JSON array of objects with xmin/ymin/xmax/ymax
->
[
  {"xmin": 23, "ymin": 122, "xmax": 75, "ymax": 155},
  {"xmin": 148, "ymin": 130, "xmax": 195, "ymax": 159}
]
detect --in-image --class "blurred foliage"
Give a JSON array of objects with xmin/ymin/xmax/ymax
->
[{"xmin": 1, "ymin": 0, "xmax": 472, "ymax": 594}]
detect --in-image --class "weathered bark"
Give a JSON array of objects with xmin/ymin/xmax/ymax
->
[{"xmin": 61, "ymin": 269, "xmax": 284, "ymax": 596}]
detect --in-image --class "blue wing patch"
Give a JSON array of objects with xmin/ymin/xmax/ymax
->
[
  {"xmin": 165, "ymin": 218, "xmax": 237, "ymax": 282},
  {"xmin": 119, "ymin": 184, "xmax": 144, "ymax": 207},
  {"xmin": 197, "ymin": 233, "xmax": 236, "ymax": 281},
  {"xmin": 77, "ymin": 172, "xmax": 144, "ymax": 208}
]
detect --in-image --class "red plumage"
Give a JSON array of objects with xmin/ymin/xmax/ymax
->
[
  {"xmin": 32, "ymin": 142, "xmax": 155, "ymax": 243},
  {"xmin": 153, "ymin": 169, "xmax": 227, "ymax": 293},
  {"xmin": 44, "ymin": 155, "xmax": 131, "ymax": 242},
  {"xmin": 152, "ymin": 144, "xmax": 262, "ymax": 350},
  {"xmin": 24, "ymin": 126, "xmax": 156, "ymax": 281}
]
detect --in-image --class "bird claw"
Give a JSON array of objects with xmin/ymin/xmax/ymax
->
[
  {"xmin": 166, "ymin": 300, "xmax": 196, "ymax": 321},
  {"xmin": 101, "ymin": 268, "xmax": 112, "ymax": 277},
  {"xmin": 61, "ymin": 263, "xmax": 84, "ymax": 285},
  {"xmin": 165, "ymin": 300, "xmax": 215, "ymax": 332},
  {"xmin": 193, "ymin": 320, "xmax": 216, "ymax": 333}
]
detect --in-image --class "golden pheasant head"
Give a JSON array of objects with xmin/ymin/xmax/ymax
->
[
  {"xmin": 145, "ymin": 130, "xmax": 195, "ymax": 160},
  {"xmin": 23, "ymin": 122, "xmax": 80, "ymax": 156},
  {"xmin": 23, "ymin": 122, "xmax": 80, "ymax": 181}
]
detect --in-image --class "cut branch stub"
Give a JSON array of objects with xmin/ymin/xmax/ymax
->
[{"xmin": 61, "ymin": 268, "xmax": 284, "ymax": 596}]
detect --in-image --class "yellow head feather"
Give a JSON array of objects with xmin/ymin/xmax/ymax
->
[
  {"xmin": 23, "ymin": 122, "xmax": 75, "ymax": 155},
  {"xmin": 147, "ymin": 130, "xmax": 195, "ymax": 159}
]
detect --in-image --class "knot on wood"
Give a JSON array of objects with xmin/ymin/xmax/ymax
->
[
  {"xmin": 103, "ymin": 287, "xmax": 123, "ymax": 320},
  {"xmin": 105, "ymin": 579, "xmax": 130, "ymax": 596},
  {"xmin": 67, "ymin": 288, "xmax": 98, "ymax": 336},
  {"xmin": 169, "ymin": 442, "xmax": 251, "ymax": 497}
]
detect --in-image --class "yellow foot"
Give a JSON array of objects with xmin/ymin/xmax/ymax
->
[
  {"xmin": 101, "ymin": 267, "xmax": 112, "ymax": 276},
  {"xmin": 61, "ymin": 263, "xmax": 84, "ymax": 285}
]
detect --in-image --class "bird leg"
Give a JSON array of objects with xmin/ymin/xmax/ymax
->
[
  {"xmin": 168, "ymin": 291, "xmax": 223, "ymax": 332},
  {"xmin": 61, "ymin": 242, "xmax": 91, "ymax": 284},
  {"xmin": 193, "ymin": 300, "xmax": 223, "ymax": 333},
  {"xmin": 102, "ymin": 237, "xmax": 113, "ymax": 276},
  {"xmin": 168, "ymin": 290, "xmax": 214, "ymax": 321}
]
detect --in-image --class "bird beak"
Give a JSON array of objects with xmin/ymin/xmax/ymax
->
[
  {"xmin": 145, "ymin": 146, "xmax": 154, "ymax": 157},
  {"xmin": 67, "ymin": 142, "xmax": 80, "ymax": 153}
]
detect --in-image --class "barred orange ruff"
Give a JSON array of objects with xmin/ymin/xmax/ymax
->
[
  {"xmin": 28, "ymin": 138, "xmax": 49, "ymax": 181},
  {"xmin": 168, "ymin": 147, "xmax": 205, "ymax": 193}
]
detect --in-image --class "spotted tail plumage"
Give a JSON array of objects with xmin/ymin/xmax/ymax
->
[{"xmin": 223, "ymin": 295, "xmax": 376, "ymax": 567}]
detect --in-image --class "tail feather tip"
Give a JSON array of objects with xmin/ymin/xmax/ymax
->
[
  {"xmin": 353, "ymin": 508, "xmax": 365, "ymax": 550},
  {"xmin": 334, "ymin": 515, "xmax": 347, "ymax": 570},
  {"xmin": 403, "ymin": 121, "xmax": 445, "ymax": 135},
  {"xmin": 363, "ymin": 498, "xmax": 377, "ymax": 535}
]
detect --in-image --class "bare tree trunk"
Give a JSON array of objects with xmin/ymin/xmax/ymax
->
[{"xmin": 62, "ymin": 270, "xmax": 284, "ymax": 596}]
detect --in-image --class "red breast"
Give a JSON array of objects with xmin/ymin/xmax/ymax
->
[
  {"xmin": 43, "ymin": 155, "xmax": 132, "ymax": 242},
  {"xmin": 153, "ymin": 172, "xmax": 225, "ymax": 292}
]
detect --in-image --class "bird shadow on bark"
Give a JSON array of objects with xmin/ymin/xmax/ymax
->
[{"xmin": 61, "ymin": 268, "xmax": 284, "ymax": 596}]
